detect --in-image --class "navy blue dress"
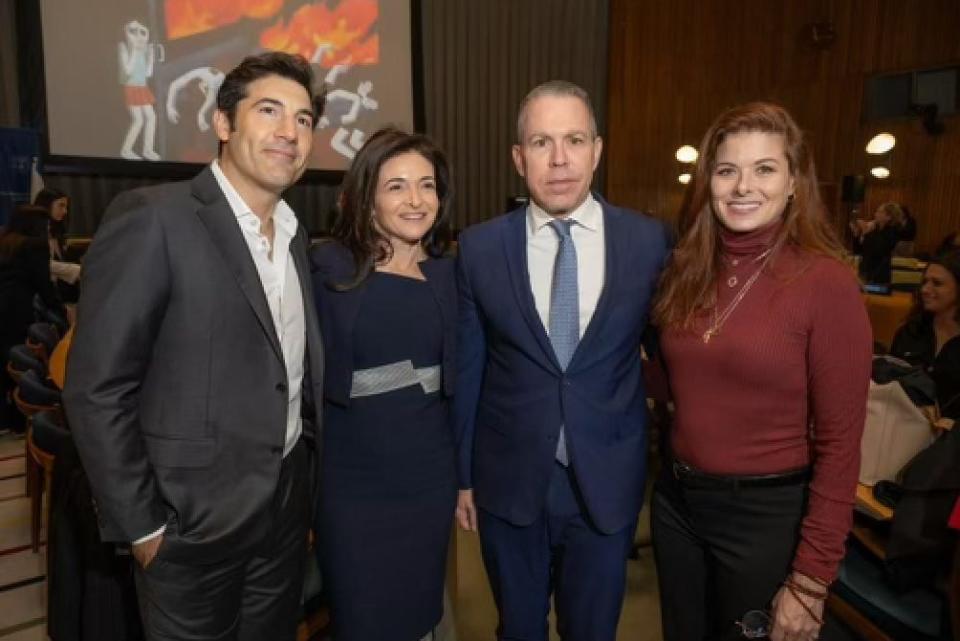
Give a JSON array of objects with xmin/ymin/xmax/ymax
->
[{"xmin": 316, "ymin": 270, "xmax": 457, "ymax": 641}]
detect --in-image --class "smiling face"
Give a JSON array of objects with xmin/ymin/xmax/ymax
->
[
  {"xmin": 512, "ymin": 94, "xmax": 602, "ymax": 218},
  {"xmin": 373, "ymin": 151, "xmax": 439, "ymax": 248},
  {"xmin": 213, "ymin": 74, "xmax": 315, "ymax": 207},
  {"xmin": 710, "ymin": 131, "xmax": 795, "ymax": 233},
  {"xmin": 921, "ymin": 263, "xmax": 959, "ymax": 318}
]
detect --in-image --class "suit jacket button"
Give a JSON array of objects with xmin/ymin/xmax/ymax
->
[
  {"xmin": 276, "ymin": 382, "xmax": 287, "ymax": 393},
  {"xmin": 271, "ymin": 446, "xmax": 283, "ymax": 454}
]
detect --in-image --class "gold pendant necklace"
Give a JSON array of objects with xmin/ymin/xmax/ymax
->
[{"xmin": 702, "ymin": 246, "xmax": 779, "ymax": 344}]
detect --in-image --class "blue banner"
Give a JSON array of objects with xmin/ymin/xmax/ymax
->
[{"xmin": 0, "ymin": 128, "xmax": 40, "ymax": 226}]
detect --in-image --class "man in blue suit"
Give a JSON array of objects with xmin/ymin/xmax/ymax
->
[{"xmin": 454, "ymin": 81, "xmax": 669, "ymax": 640}]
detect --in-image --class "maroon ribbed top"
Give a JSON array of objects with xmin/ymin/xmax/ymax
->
[{"xmin": 661, "ymin": 223, "xmax": 872, "ymax": 581}]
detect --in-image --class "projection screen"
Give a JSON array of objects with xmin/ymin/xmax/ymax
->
[{"xmin": 39, "ymin": 0, "xmax": 415, "ymax": 171}]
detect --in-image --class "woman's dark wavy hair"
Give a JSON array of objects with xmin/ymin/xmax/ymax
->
[
  {"xmin": 33, "ymin": 187, "xmax": 67, "ymax": 212},
  {"xmin": 330, "ymin": 127, "xmax": 453, "ymax": 290},
  {"xmin": 33, "ymin": 187, "xmax": 68, "ymax": 245},
  {"xmin": 0, "ymin": 205, "xmax": 50, "ymax": 264}
]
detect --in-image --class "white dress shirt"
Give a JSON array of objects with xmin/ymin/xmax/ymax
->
[
  {"xmin": 132, "ymin": 162, "xmax": 307, "ymax": 545},
  {"xmin": 212, "ymin": 160, "xmax": 305, "ymax": 457},
  {"xmin": 526, "ymin": 194, "xmax": 605, "ymax": 340}
]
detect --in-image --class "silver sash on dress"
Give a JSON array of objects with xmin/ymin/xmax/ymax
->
[{"xmin": 350, "ymin": 360, "xmax": 442, "ymax": 398}]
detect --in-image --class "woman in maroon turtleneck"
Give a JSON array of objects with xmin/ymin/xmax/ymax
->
[{"xmin": 651, "ymin": 103, "xmax": 871, "ymax": 641}]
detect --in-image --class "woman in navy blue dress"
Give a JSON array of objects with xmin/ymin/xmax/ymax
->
[{"xmin": 310, "ymin": 128, "xmax": 457, "ymax": 641}]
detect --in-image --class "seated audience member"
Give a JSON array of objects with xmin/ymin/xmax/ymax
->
[
  {"xmin": 33, "ymin": 187, "xmax": 81, "ymax": 302},
  {"xmin": 851, "ymin": 202, "xmax": 905, "ymax": 284},
  {"xmin": 890, "ymin": 250, "xmax": 960, "ymax": 421},
  {"xmin": 0, "ymin": 205, "xmax": 62, "ymax": 431}
]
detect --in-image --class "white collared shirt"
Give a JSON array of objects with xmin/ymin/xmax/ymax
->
[
  {"xmin": 211, "ymin": 160, "xmax": 305, "ymax": 457},
  {"xmin": 526, "ymin": 194, "xmax": 605, "ymax": 340}
]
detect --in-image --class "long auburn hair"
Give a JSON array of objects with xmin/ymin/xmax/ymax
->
[
  {"xmin": 653, "ymin": 102, "xmax": 845, "ymax": 329},
  {"xmin": 330, "ymin": 127, "xmax": 453, "ymax": 290}
]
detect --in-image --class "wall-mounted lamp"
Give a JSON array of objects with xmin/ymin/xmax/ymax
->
[
  {"xmin": 865, "ymin": 133, "xmax": 896, "ymax": 154},
  {"xmin": 865, "ymin": 133, "xmax": 895, "ymax": 179},
  {"xmin": 675, "ymin": 145, "xmax": 698, "ymax": 163},
  {"xmin": 676, "ymin": 145, "xmax": 697, "ymax": 186}
]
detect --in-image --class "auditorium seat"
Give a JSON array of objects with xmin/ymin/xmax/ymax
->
[
  {"xmin": 827, "ymin": 524, "xmax": 958, "ymax": 640},
  {"xmin": 13, "ymin": 367, "xmax": 61, "ymax": 502},
  {"xmin": 16, "ymin": 369, "xmax": 61, "ymax": 408},
  {"xmin": 7, "ymin": 343, "xmax": 45, "ymax": 384},
  {"xmin": 32, "ymin": 294, "xmax": 68, "ymax": 335},
  {"xmin": 26, "ymin": 322, "xmax": 60, "ymax": 364},
  {"xmin": 27, "ymin": 410, "xmax": 71, "ymax": 553}
]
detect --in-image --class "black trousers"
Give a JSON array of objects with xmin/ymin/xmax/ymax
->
[
  {"xmin": 134, "ymin": 440, "xmax": 309, "ymax": 641},
  {"xmin": 651, "ymin": 470, "xmax": 809, "ymax": 641}
]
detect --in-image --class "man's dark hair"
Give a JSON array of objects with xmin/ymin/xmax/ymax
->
[{"xmin": 216, "ymin": 51, "xmax": 326, "ymax": 153}]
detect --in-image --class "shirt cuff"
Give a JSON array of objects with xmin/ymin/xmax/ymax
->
[{"xmin": 132, "ymin": 524, "xmax": 166, "ymax": 546}]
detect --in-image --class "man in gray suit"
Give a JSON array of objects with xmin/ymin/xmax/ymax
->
[{"xmin": 64, "ymin": 52, "xmax": 325, "ymax": 641}]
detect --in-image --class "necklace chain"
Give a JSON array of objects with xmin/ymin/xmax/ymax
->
[{"xmin": 703, "ymin": 246, "xmax": 778, "ymax": 344}]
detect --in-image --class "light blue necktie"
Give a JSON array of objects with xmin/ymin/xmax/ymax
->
[{"xmin": 548, "ymin": 219, "xmax": 579, "ymax": 466}]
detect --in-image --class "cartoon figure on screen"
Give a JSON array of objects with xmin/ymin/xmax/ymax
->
[
  {"xmin": 318, "ymin": 78, "xmax": 379, "ymax": 160},
  {"xmin": 118, "ymin": 19, "xmax": 162, "ymax": 161},
  {"xmin": 166, "ymin": 66, "xmax": 225, "ymax": 132}
]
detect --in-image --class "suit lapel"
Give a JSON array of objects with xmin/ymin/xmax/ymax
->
[
  {"xmin": 570, "ymin": 201, "xmax": 621, "ymax": 370},
  {"xmin": 420, "ymin": 257, "xmax": 454, "ymax": 342},
  {"xmin": 501, "ymin": 209, "xmax": 561, "ymax": 371},
  {"xmin": 291, "ymin": 229, "xmax": 323, "ymax": 379},
  {"xmin": 420, "ymin": 258, "xmax": 457, "ymax": 394},
  {"xmin": 191, "ymin": 169, "xmax": 284, "ymax": 363}
]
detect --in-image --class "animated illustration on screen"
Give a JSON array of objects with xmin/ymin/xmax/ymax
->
[
  {"xmin": 118, "ymin": 19, "xmax": 162, "ymax": 161},
  {"xmin": 42, "ymin": 0, "xmax": 413, "ymax": 170}
]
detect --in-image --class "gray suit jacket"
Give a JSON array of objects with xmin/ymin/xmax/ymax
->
[{"xmin": 64, "ymin": 167, "xmax": 324, "ymax": 565}]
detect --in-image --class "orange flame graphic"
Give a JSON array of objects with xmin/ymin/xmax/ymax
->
[
  {"xmin": 259, "ymin": 0, "xmax": 379, "ymax": 66},
  {"xmin": 165, "ymin": 0, "xmax": 284, "ymax": 40}
]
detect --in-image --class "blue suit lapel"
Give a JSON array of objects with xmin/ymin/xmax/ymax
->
[
  {"xmin": 501, "ymin": 208, "xmax": 562, "ymax": 372},
  {"xmin": 569, "ymin": 199, "xmax": 622, "ymax": 371},
  {"xmin": 420, "ymin": 258, "xmax": 457, "ymax": 396}
]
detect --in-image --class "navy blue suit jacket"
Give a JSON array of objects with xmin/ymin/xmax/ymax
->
[
  {"xmin": 453, "ymin": 197, "xmax": 669, "ymax": 534},
  {"xmin": 309, "ymin": 240, "xmax": 458, "ymax": 407}
]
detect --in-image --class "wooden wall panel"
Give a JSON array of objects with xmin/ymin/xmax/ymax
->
[
  {"xmin": 420, "ymin": 0, "xmax": 610, "ymax": 230},
  {"xmin": 607, "ymin": 0, "xmax": 960, "ymax": 254}
]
